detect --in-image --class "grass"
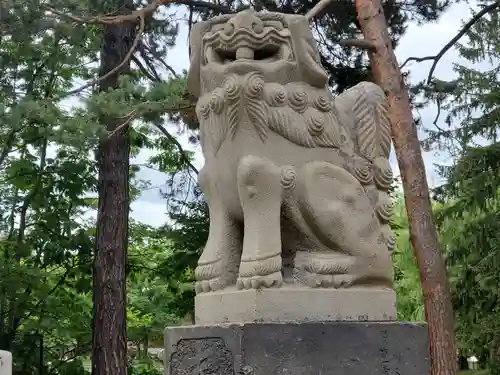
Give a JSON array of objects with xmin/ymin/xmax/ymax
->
[
  {"xmin": 459, "ymin": 369, "xmax": 490, "ymax": 375},
  {"xmin": 81, "ymin": 358, "xmax": 163, "ymax": 371}
]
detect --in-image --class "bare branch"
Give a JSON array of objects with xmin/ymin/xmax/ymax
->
[
  {"xmin": 132, "ymin": 55, "xmax": 162, "ymax": 82},
  {"xmin": 108, "ymin": 110, "xmax": 138, "ymax": 137},
  {"xmin": 400, "ymin": 55, "xmax": 435, "ymax": 69},
  {"xmin": 306, "ymin": 0, "xmax": 333, "ymax": 21},
  {"xmin": 174, "ymin": 0, "xmax": 232, "ymax": 14},
  {"xmin": 140, "ymin": 43, "xmax": 179, "ymax": 77},
  {"xmin": 338, "ymin": 38, "xmax": 376, "ymax": 51},
  {"xmin": 399, "ymin": 1, "xmax": 500, "ymax": 84},
  {"xmin": 154, "ymin": 123, "xmax": 199, "ymax": 175}
]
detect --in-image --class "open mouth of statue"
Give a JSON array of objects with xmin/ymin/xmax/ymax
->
[
  {"xmin": 203, "ymin": 29, "xmax": 291, "ymax": 65},
  {"xmin": 206, "ymin": 43, "xmax": 289, "ymax": 65}
]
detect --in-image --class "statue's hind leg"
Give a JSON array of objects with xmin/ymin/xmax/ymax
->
[
  {"xmin": 294, "ymin": 161, "xmax": 393, "ymax": 288},
  {"xmin": 236, "ymin": 155, "xmax": 283, "ymax": 289},
  {"xmin": 195, "ymin": 166, "xmax": 242, "ymax": 293}
]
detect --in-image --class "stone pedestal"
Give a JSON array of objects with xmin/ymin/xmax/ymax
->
[
  {"xmin": 195, "ymin": 286, "xmax": 397, "ymax": 325},
  {"xmin": 0, "ymin": 350, "xmax": 12, "ymax": 375},
  {"xmin": 164, "ymin": 322, "xmax": 429, "ymax": 375}
]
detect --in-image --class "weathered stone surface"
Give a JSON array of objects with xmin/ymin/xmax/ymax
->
[
  {"xmin": 164, "ymin": 322, "xmax": 430, "ymax": 375},
  {"xmin": 195, "ymin": 286, "xmax": 396, "ymax": 325},
  {"xmin": 187, "ymin": 7, "xmax": 399, "ymax": 325},
  {"xmin": 169, "ymin": 338, "xmax": 233, "ymax": 375},
  {"xmin": 0, "ymin": 350, "xmax": 12, "ymax": 375},
  {"xmin": 187, "ymin": 9, "xmax": 395, "ymax": 302}
]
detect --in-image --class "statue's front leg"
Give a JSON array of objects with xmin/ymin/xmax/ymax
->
[
  {"xmin": 236, "ymin": 155, "xmax": 283, "ymax": 289},
  {"xmin": 195, "ymin": 166, "xmax": 242, "ymax": 293}
]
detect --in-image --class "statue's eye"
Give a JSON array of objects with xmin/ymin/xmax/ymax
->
[
  {"xmin": 223, "ymin": 23, "xmax": 235, "ymax": 35},
  {"xmin": 210, "ymin": 24, "xmax": 225, "ymax": 33}
]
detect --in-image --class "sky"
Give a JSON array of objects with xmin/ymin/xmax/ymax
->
[{"xmin": 128, "ymin": 2, "xmax": 479, "ymax": 227}]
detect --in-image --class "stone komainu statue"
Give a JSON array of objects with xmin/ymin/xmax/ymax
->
[{"xmin": 187, "ymin": 10, "xmax": 396, "ymax": 293}]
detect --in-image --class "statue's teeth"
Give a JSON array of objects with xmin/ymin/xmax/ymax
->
[{"xmin": 236, "ymin": 47, "xmax": 254, "ymax": 60}]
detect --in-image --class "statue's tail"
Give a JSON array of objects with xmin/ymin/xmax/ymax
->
[{"xmin": 335, "ymin": 81, "xmax": 396, "ymax": 253}]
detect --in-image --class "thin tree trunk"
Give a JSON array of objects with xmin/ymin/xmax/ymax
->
[
  {"xmin": 353, "ymin": 1, "xmax": 457, "ymax": 375},
  {"xmin": 92, "ymin": 1, "xmax": 136, "ymax": 374}
]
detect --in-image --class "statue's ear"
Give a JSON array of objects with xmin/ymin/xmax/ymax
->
[
  {"xmin": 288, "ymin": 17, "xmax": 329, "ymax": 88},
  {"xmin": 187, "ymin": 22, "xmax": 207, "ymax": 99}
]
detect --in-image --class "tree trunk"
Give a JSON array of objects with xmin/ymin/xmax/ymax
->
[
  {"xmin": 92, "ymin": 1, "xmax": 136, "ymax": 374},
  {"xmin": 353, "ymin": 1, "xmax": 457, "ymax": 375}
]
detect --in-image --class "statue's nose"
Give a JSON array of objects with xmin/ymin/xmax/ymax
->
[
  {"xmin": 223, "ymin": 10, "xmax": 264, "ymax": 36},
  {"xmin": 222, "ymin": 11, "xmax": 264, "ymax": 60}
]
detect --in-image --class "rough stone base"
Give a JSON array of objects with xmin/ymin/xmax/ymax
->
[
  {"xmin": 164, "ymin": 322, "xmax": 429, "ymax": 375},
  {"xmin": 195, "ymin": 286, "xmax": 396, "ymax": 325}
]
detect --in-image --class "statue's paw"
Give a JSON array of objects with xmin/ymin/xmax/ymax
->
[
  {"xmin": 195, "ymin": 260, "xmax": 227, "ymax": 293},
  {"xmin": 236, "ymin": 272, "xmax": 283, "ymax": 290},
  {"xmin": 194, "ymin": 277, "xmax": 226, "ymax": 293},
  {"xmin": 332, "ymin": 274, "xmax": 357, "ymax": 288},
  {"xmin": 295, "ymin": 271, "xmax": 358, "ymax": 289},
  {"xmin": 236, "ymin": 253, "xmax": 283, "ymax": 290},
  {"xmin": 294, "ymin": 253, "xmax": 360, "ymax": 289},
  {"xmin": 294, "ymin": 253, "xmax": 392, "ymax": 289}
]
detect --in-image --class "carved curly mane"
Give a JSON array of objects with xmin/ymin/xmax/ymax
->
[{"xmin": 196, "ymin": 72, "xmax": 354, "ymax": 158}]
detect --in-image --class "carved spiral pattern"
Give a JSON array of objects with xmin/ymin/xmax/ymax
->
[
  {"xmin": 244, "ymin": 72, "xmax": 265, "ymax": 99},
  {"xmin": 386, "ymin": 231, "xmax": 396, "ymax": 251},
  {"xmin": 376, "ymin": 198, "xmax": 393, "ymax": 223},
  {"xmin": 352, "ymin": 158, "xmax": 373, "ymax": 185},
  {"xmin": 288, "ymin": 90, "xmax": 309, "ymax": 113},
  {"xmin": 377, "ymin": 204, "xmax": 393, "ymax": 223},
  {"xmin": 307, "ymin": 114, "xmax": 325, "ymax": 136},
  {"xmin": 198, "ymin": 102, "xmax": 210, "ymax": 119},
  {"xmin": 264, "ymin": 84, "xmax": 287, "ymax": 107},
  {"xmin": 209, "ymin": 88, "xmax": 225, "ymax": 114},
  {"xmin": 222, "ymin": 75, "xmax": 240, "ymax": 101},
  {"xmin": 280, "ymin": 165, "xmax": 297, "ymax": 190},
  {"xmin": 314, "ymin": 95, "xmax": 332, "ymax": 112},
  {"xmin": 374, "ymin": 157, "xmax": 393, "ymax": 190}
]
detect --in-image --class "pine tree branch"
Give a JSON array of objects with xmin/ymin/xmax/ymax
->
[
  {"xmin": 60, "ymin": 14, "xmax": 145, "ymax": 98},
  {"xmin": 105, "ymin": 106, "xmax": 199, "ymax": 178},
  {"xmin": 400, "ymin": 1, "xmax": 500, "ymax": 85},
  {"xmin": 46, "ymin": 0, "xmax": 231, "ymax": 26}
]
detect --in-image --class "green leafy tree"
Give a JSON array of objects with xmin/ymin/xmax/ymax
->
[
  {"xmin": 0, "ymin": 2, "xmax": 100, "ymax": 373},
  {"xmin": 127, "ymin": 223, "xmax": 181, "ymax": 356},
  {"xmin": 428, "ymin": 8, "xmax": 500, "ymax": 373},
  {"xmin": 391, "ymin": 195, "xmax": 425, "ymax": 322},
  {"xmin": 0, "ymin": 1, "xmax": 193, "ymax": 374}
]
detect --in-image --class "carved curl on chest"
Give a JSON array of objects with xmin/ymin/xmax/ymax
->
[{"xmin": 196, "ymin": 74, "xmax": 351, "ymax": 156}]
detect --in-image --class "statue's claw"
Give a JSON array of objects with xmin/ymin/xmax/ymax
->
[
  {"xmin": 293, "ymin": 253, "xmax": 391, "ymax": 289},
  {"xmin": 236, "ymin": 271, "xmax": 283, "ymax": 290},
  {"xmin": 194, "ymin": 261, "xmax": 229, "ymax": 293}
]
